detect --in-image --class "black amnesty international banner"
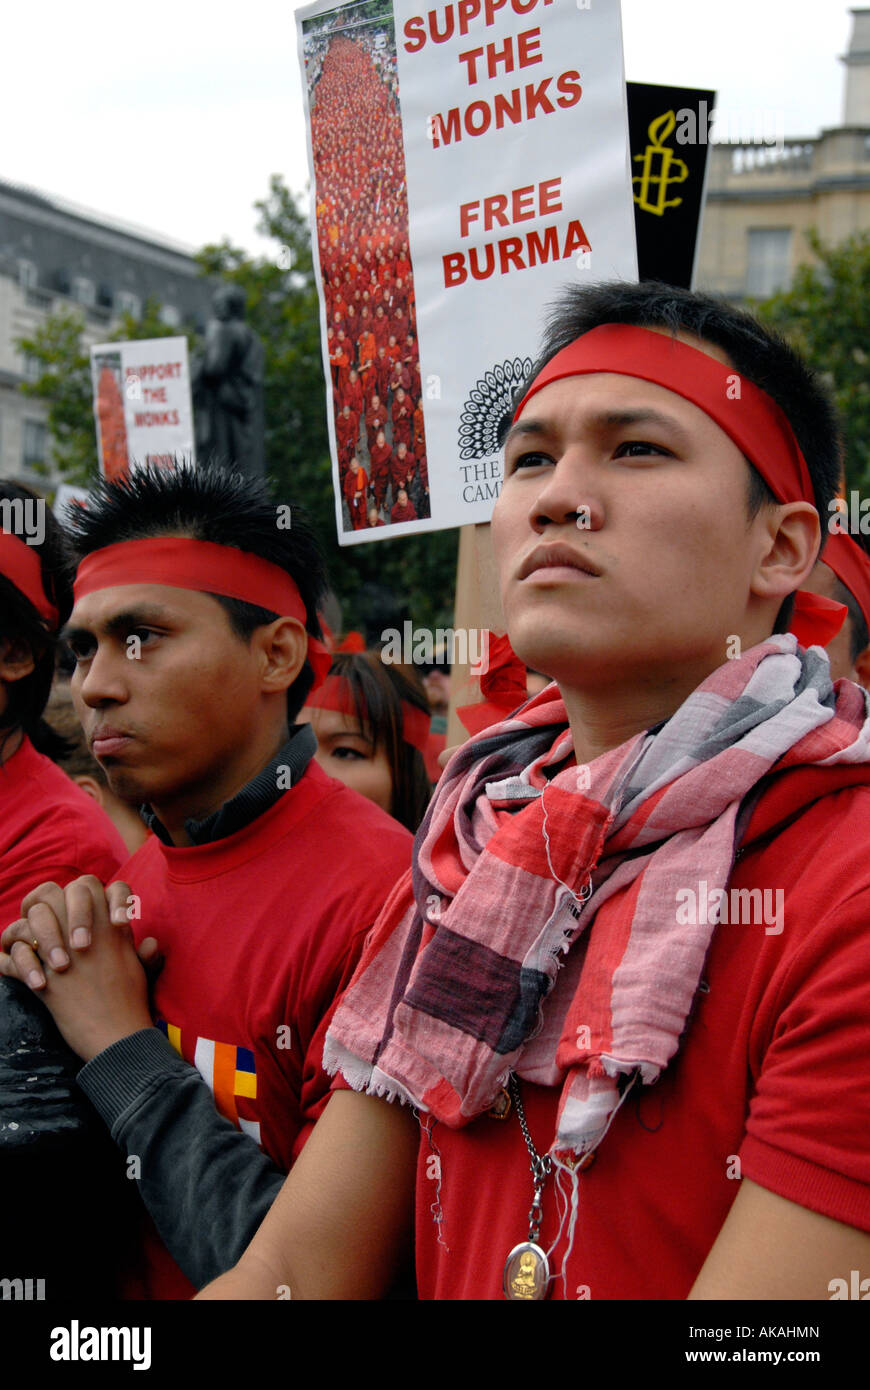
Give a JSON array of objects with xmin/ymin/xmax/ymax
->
[
  {"xmin": 627, "ymin": 82, "xmax": 716, "ymax": 290},
  {"xmin": 296, "ymin": 0, "xmax": 637, "ymax": 544}
]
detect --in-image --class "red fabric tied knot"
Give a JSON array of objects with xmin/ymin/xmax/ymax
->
[
  {"xmin": 788, "ymin": 590, "xmax": 848, "ymax": 650},
  {"xmin": 458, "ymin": 633, "xmax": 529, "ymax": 737}
]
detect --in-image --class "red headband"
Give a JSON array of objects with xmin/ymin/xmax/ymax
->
[
  {"xmin": 513, "ymin": 324, "xmax": 814, "ymax": 505},
  {"xmin": 0, "ymin": 530, "xmax": 59, "ymax": 627},
  {"xmin": 73, "ymin": 537, "xmax": 331, "ymax": 689},
  {"xmin": 822, "ymin": 532, "xmax": 870, "ymax": 636},
  {"xmin": 305, "ymin": 673, "xmax": 431, "ymax": 754},
  {"xmin": 458, "ymin": 632, "xmax": 529, "ymax": 737},
  {"xmin": 513, "ymin": 323, "xmax": 848, "ymax": 650}
]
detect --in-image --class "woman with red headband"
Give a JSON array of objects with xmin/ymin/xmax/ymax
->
[{"xmin": 300, "ymin": 651, "xmax": 432, "ymax": 834}]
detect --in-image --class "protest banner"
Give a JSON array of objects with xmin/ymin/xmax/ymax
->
[
  {"xmin": 89, "ymin": 337, "xmax": 195, "ymax": 480},
  {"xmin": 627, "ymin": 82, "xmax": 716, "ymax": 290},
  {"xmin": 297, "ymin": 0, "xmax": 637, "ymax": 545}
]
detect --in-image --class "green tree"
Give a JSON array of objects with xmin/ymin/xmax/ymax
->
[
  {"xmin": 753, "ymin": 229, "xmax": 870, "ymax": 492},
  {"xmin": 17, "ymin": 298, "xmax": 192, "ymax": 488}
]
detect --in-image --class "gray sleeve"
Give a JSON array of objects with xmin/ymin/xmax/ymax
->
[{"xmin": 77, "ymin": 1028, "xmax": 286, "ymax": 1290}]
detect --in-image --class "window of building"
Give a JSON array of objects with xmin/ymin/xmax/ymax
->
[
  {"xmin": 745, "ymin": 228, "xmax": 792, "ymax": 297},
  {"xmin": 72, "ymin": 276, "xmax": 96, "ymax": 307},
  {"xmin": 22, "ymin": 420, "xmax": 47, "ymax": 469},
  {"xmin": 116, "ymin": 290, "xmax": 142, "ymax": 319},
  {"xmin": 18, "ymin": 259, "xmax": 38, "ymax": 290},
  {"xmin": 23, "ymin": 354, "xmax": 41, "ymax": 383},
  {"xmin": 159, "ymin": 303, "xmax": 181, "ymax": 327}
]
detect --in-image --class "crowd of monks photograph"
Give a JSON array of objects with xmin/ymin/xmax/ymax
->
[{"xmin": 306, "ymin": 10, "xmax": 431, "ymax": 530}]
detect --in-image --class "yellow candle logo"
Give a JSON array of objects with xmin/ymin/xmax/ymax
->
[{"xmin": 632, "ymin": 111, "xmax": 689, "ymax": 216}]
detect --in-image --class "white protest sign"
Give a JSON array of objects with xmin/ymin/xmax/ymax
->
[
  {"xmin": 297, "ymin": 0, "xmax": 636, "ymax": 544},
  {"xmin": 90, "ymin": 337, "xmax": 195, "ymax": 479}
]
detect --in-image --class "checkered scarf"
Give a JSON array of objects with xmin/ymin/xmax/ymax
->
[{"xmin": 325, "ymin": 636, "xmax": 870, "ymax": 1160}]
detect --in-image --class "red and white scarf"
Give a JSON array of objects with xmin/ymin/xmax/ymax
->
[{"xmin": 325, "ymin": 636, "xmax": 870, "ymax": 1162}]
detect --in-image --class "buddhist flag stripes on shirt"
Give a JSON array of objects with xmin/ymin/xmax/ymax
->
[{"xmin": 156, "ymin": 1018, "xmax": 261, "ymax": 1145}]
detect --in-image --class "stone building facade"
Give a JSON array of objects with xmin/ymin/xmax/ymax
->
[
  {"xmin": 0, "ymin": 179, "xmax": 213, "ymax": 489},
  {"xmin": 696, "ymin": 8, "xmax": 870, "ymax": 298}
]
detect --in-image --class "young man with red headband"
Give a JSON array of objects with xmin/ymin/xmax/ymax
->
[
  {"xmin": 1, "ymin": 465, "xmax": 412, "ymax": 1297},
  {"xmin": 10, "ymin": 283, "xmax": 870, "ymax": 1301}
]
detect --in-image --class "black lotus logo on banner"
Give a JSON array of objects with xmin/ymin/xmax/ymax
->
[{"xmin": 458, "ymin": 358, "xmax": 534, "ymax": 460}]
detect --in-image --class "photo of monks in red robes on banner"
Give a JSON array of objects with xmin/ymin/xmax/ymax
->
[
  {"xmin": 92, "ymin": 351, "xmax": 130, "ymax": 482},
  {"xmin": 302, "ymin": 0, "xmax": 431, "ymax": 533}
]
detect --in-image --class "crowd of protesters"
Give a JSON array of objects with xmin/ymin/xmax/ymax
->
[
  {"xmin": 2, "ymin": 278, "xmax": 870, "ymax": 1304},
  {"xmin": 307, "ymin": 30, "xmax": 430, "ymax": 530}
]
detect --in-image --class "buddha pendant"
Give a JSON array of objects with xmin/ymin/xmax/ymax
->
[{"xmin": 503, "ymin": 1241, "xmax": 550, "ymax": 1301}]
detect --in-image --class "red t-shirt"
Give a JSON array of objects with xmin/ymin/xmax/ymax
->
[
  {"xmin": 120, "ymin": 760, "xmax": 412, "ymax": 1296},
  {"xmin": 341, "ymin": 766, "xmax": 870, "ymax": 1299},
  {"xmin": 0, "ymin": 735, "xmax": 127, "ymax": 924}
]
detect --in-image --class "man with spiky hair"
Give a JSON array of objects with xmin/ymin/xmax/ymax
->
[{"xmin": 1, "ymin": 464, "xmax": 412, "ymax": 1298}]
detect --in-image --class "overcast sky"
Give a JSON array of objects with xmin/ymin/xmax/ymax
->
[{"xmin": 2, "ymin": 0, "xmax": 855, "ymax": 257}]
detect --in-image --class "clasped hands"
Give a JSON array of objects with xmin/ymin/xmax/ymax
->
[{"xmin": 0, "ymin": 876, "xmax": 159, "ymax": 1062}]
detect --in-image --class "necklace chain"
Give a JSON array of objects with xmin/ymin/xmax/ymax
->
[{"xmin": 509, "ymin": 1073, "xmax": 552, "ymax": 1244}]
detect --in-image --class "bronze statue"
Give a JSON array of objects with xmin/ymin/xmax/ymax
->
[{"xmin": 193, "ymin": 285, "xmax": 265, "ymax": 479}]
